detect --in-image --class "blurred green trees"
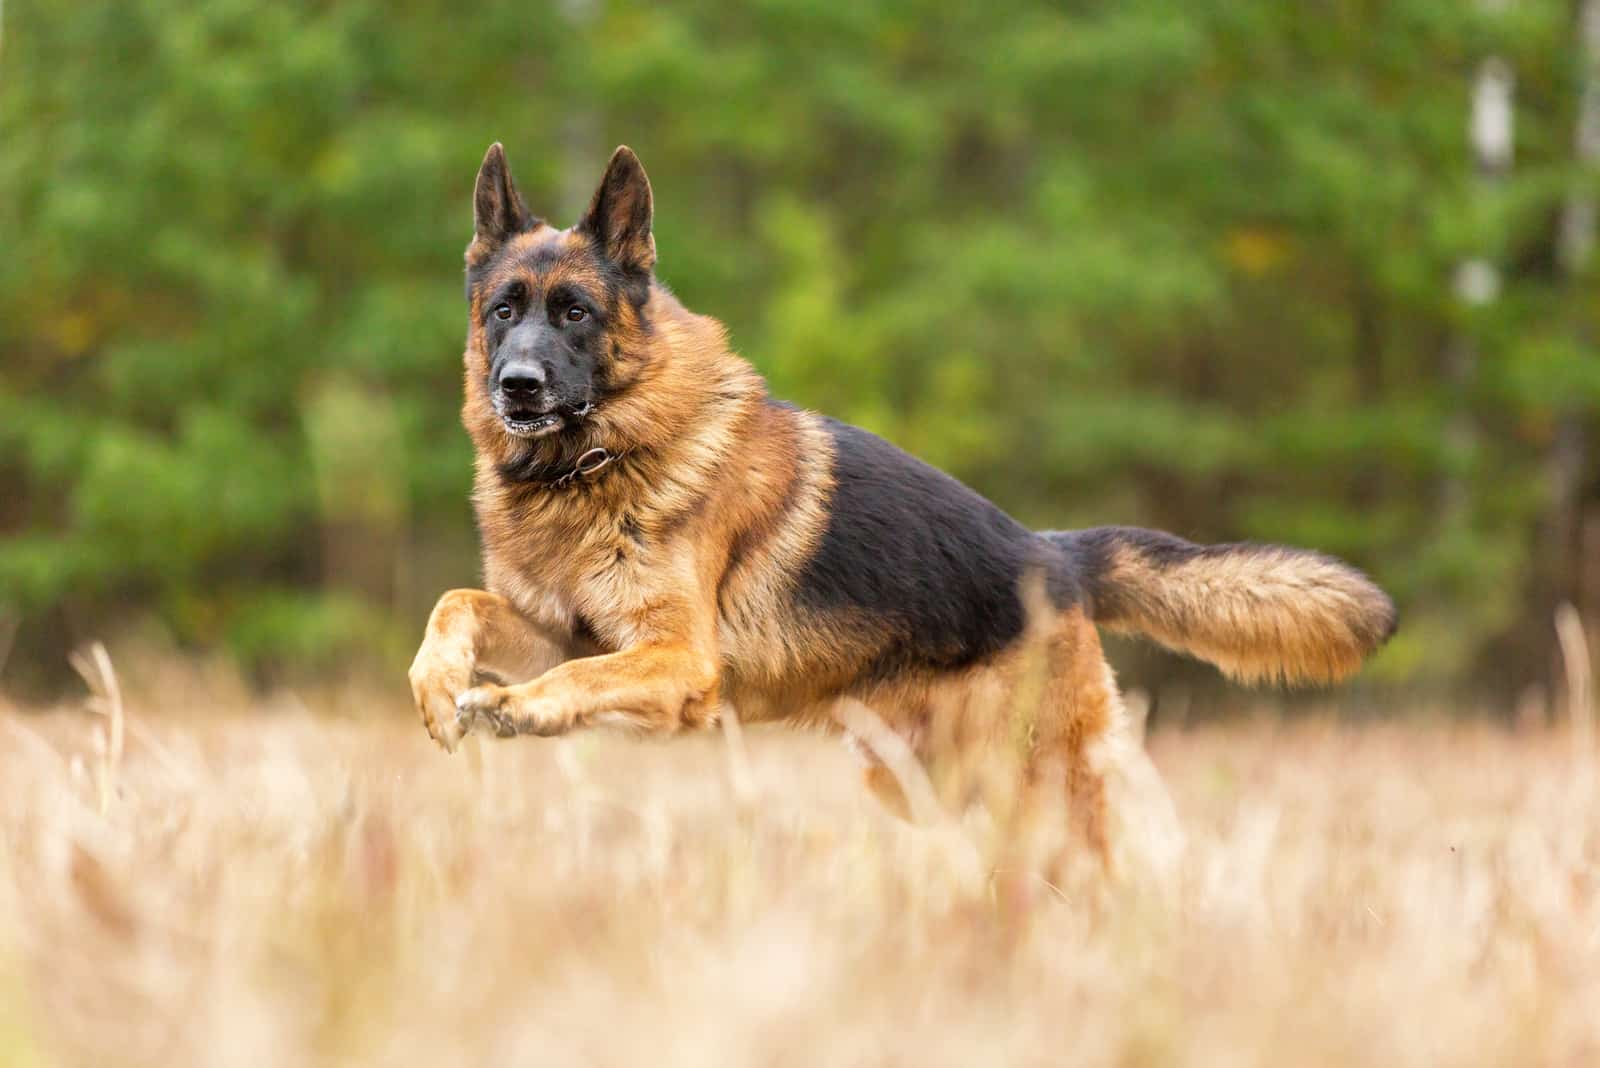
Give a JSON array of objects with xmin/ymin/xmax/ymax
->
[{"xmin": 2, "ymin": 0, "xmax": 1597, "ymax": 690}]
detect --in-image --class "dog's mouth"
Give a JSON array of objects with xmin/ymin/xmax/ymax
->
[
  {"xmin": 501, "ymin": 410, "xmax": 564, "ymax": 438},
  {"xmin": 498, "ymin": 401, "xmax": 594, "ymax": 439}
]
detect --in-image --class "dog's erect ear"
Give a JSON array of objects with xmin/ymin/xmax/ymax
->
[
  {"xmin": 470, "ymin": 142, "xmax": 536, "ymax": 259},
  {"xmin": 576, "ymin": 146, "xmax": 655, "ymax": 274}
]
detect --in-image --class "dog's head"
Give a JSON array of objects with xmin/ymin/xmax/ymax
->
[{"xmin": 461, "ymin": 143, "xmax": 657, "ymax": 448}]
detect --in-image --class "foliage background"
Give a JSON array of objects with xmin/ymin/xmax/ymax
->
[{"xmin": 1, "ymin": 0, "xmax": 1597, "ymax": 696}]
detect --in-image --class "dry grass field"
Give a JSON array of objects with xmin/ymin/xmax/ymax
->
[{"xmin": 2, "ymin": 657, "xmax": 1599, "ymax": 1066}]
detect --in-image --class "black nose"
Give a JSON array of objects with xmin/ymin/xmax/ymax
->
[{"xmin": 496, "ymin": 361, "xmax": 545, "ymax": 396}]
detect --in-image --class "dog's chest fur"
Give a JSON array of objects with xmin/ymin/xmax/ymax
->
[
  {"xmin": 473, "ymin": 401, "xmax": 842, "ymax": 690},
  {"xmin": 479, "ymin": 483, "xmax": 681, "ymax": 653}
]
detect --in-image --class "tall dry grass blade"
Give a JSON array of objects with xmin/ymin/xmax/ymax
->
[
  {"xmin": 463, "ymin": 731, "xmax": 486, "ymax": 790},
  {"xmin": 69, "ymin": 642, "xmax": 125, "ymax": 815},
  {"xmin": 1555, "ymin": 603, "xmax": 1593, "ymax": 762},
  {"xmin": 0, "ymin": 714, "xmax": 71, "ymax": 779},
  {"xmin": 718, "ymin": 703, "xmax": 755, "ymax": 804},
  {"xmin": 1123, "ymin": 687, "xmax": 1152, "ymax": 747},
  {"xmin": 833, "ymin": 699, "xmax": 944, "ymax": 826},
  {"xmin": 122, "ymin": 717, "xmax": 196, "ymax": 788}
]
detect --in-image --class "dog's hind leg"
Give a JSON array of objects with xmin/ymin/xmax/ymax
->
[{"xmin": 1023, "ymin": 609, "xmax": 1184, "ymax": 884}]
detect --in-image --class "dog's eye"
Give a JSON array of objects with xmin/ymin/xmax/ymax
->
[
  {"xmin": 493, "ymin": 303, "xmax": 514, "ymax": 321},
  {"xmin": 565, "ymin": 306, "xmax": 588, "ymax": 323}
]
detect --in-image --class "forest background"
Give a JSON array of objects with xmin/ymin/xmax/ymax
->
[{"xmin": 3, "ymin": 0, "xmax": 1598, "ymax": 704}]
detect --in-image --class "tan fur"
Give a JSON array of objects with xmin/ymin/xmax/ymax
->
[
  {"xmin": 1097, "ymin": 544, "xmax": 1394, "ymax": 685},
  {"xmin": 409, "ymin": 231, "xmax": 1156, "ymax": 867},
  {"xmin": 410, "ymin": 147, "xmax": 1387, "ymax": 878}
]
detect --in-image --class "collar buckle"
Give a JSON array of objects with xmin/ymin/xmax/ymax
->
[
  {"xmin": 574, "ymin": 447, "xmax": 612, "ymax": 475},
  {"xmin": 549, "ymin": 446, "xmax": 616, "ymax": 487}
]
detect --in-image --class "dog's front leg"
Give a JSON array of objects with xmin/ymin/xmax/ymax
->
[
  {"xmin": 454, "ymin": 641, "xmax": 721, "ymax": 738},
  {"xmin": 409, "ymin": 589, "xmax": 562, "ymax": 752}
]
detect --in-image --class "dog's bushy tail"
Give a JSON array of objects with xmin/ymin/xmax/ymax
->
[{"xmin": 1045, "ymin": 526, "xmax": 1396, "ymax": 685}]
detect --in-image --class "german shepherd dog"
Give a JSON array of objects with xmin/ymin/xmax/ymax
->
[{"xmin": 410, "ymin": 143, "xmax": 1396, "ymax": 873}]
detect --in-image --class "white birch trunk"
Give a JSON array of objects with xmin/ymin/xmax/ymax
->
[
  {"xmin": 1550, "ymin": 0, "xmax": 1600, "ymax": 621},
  {"xmin": 1443, "ymin": 5, "xmax": 1515, "ymax": 525}
]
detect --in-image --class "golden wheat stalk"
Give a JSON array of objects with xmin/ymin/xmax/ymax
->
[
  {"xmin": 68, "ymin": 642, "xmax": 124, "ymax": 816},
  {"xmin": 1555, "ymin": 603, "xmax": 1594, "ymax": 770},
  {"xmin": 717, "ymin": 702, "xmax": 755, "ymax": 805},
  {"xmin": 832, "ymin": 698, "xmax": 944, "ymax": 826}
]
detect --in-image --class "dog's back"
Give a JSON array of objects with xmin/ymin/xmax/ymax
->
[{"xmin": 716, "ymin": 410, "xmax": 1394, "ymax": 706}]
